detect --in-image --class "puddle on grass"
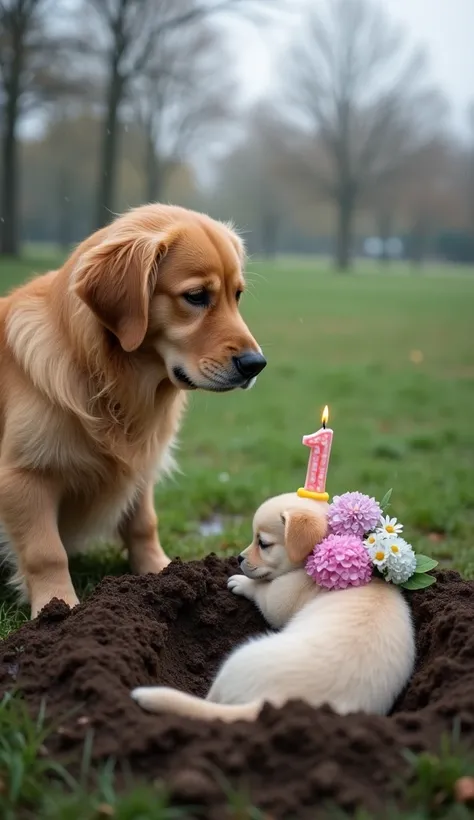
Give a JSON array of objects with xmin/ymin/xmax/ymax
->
[
  {"xmin": 198, "ymin": 514, "xmax": 243, "ymax": 537},
  {"xmin": 6, "ymin": 662, "xmax": 18, "ymax": 679}
]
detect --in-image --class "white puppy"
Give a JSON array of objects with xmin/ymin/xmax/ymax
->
[{"xmin": 132, "ymin": 493, "xmax": 415, "ymax": 721}]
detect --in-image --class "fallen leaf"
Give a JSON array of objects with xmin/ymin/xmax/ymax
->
[
  {"xmin": 378, "ymin": 421, "xmax": 392, "ymax": 432},
  {"xmin": 409, "ymin": 349, "xmax": 424, "ymax": 364},
  {"xmin": 97, "ymin": 804, "xmax": 115, "ymax": 818}
]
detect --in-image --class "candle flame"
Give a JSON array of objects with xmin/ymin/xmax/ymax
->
[{"xmin": 321, "ymin": 405, "xmax": 329, "ymax": 426}]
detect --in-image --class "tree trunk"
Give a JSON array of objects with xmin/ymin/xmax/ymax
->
[
  {"xmin": 335, "ymin": 190, "xmax": 354, "ymax": 271},
  {"xmin": 377, "ymin": 210, "xmax": 392, "ymax": 265},
  {"xmin": 261, "ymin": 210, "xmax": 279, "ymax": 258},
  {"xmin": 409, "ymin": 218, "xmax": 428, "ymax": 270},
  {"xmin": 0, "ymin": 29, "xmax": 23, "ymax": 256},
  {"xmin": 95, "ymin": 57, "xmax": 124, "ymax": 230}
]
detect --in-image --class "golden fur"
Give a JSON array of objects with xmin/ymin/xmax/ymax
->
[{"xmin": 0, "ymin": 204, "xmax": 263, "ymax": 617}]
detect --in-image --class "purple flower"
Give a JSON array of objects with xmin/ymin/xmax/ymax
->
[
  {"xmin": 305, "ymin": 534, "xmax": 373, "ymax": 591},
  {"xmin": 327, "ymin": 491, "xmax": 382, "ymax": 538}
]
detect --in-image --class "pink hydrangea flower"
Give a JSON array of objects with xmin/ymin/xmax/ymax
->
[
  {"xmin": 327, "ymin": 491, "xmax": 382, "ymax": 538},
  {"xmin": 305, "ymin": 534, "xmax": 373, "ymax": 591}
]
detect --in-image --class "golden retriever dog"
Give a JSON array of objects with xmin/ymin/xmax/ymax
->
[
  {"xmin": 0, "ymin": 204, "xmax": 266, "ymax": 618},
  {"xmin": 132, "ymin": 493, "xmax": 415, "ymax": 721}
]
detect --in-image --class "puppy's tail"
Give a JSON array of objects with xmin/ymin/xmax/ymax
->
[{"xmin": 131, "ymin": 686, "xmax": 261, "ymax": 723}]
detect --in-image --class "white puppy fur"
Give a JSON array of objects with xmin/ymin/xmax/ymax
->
[{"xmin": 132, "ymin": 492, "xmax": 415, "ymax": 722}]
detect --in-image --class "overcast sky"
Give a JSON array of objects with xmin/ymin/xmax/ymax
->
[{"xmin": 237, "ymin": 0, "xmax": 474, "ymax": 136}]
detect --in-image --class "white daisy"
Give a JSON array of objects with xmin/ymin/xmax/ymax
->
[
  {"xmin": 378, "ymin": 515, "xmax": 403, "ymax": 536},
  {"xmin": 365, "ymin": 531, "xmax": 389, "ymax": 570},
  {"xmin": 384, "ymin": 536, "xmax": 417, "ymax": 584}
]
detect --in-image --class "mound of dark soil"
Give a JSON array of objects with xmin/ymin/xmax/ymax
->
[{"xmin": 1, "ymin": 557, "xmax": 474, "ymax": 818}]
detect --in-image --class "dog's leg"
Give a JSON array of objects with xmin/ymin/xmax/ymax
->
[
  {"xmin": 120, "ymin": 482, "xmax": 170, "ymax": 574},
  {"xmin": 0, "ymin": 466, "xmax": 79, "ymax": 618}
]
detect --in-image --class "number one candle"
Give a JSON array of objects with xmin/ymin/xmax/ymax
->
[{"xmin": 297, "ymin": 405, "xmax": 333, "ymax": 503}]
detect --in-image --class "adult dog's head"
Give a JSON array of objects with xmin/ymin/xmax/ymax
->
[
  {"xmin": 72, "ymin": 204, "xmax": 266, "ymax": 392},
  {"xmin": 238, "ymin": 493, "xmax": 328, "ymax": 581}
]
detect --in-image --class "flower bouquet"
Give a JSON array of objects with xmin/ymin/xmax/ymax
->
[{"xmin": 305, "ymin": 489, "xmax": 439, "ymax": 592}]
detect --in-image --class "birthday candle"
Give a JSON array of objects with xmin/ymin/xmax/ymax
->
[{"xmin": 297, "ymin": 406, "xmax": 333, "ymax": 503}]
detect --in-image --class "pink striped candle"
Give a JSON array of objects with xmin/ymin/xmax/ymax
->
[{"xmin": 297, "ymin": 406, "xmax": 333, "ymax": 502}]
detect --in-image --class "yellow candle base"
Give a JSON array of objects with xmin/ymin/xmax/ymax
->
[{"xmin": 297, "ymin": 488, "xmax": 329, "ymax": 502}]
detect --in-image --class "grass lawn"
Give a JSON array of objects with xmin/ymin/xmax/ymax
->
[{"xmin": 0, "ymin": 251, "xmax": 474, "ymax": 818}]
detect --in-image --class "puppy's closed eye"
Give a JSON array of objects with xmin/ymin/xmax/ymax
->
[{"xmin": 257, "ymin": 536, "xmax": 274, "ymax": 550}]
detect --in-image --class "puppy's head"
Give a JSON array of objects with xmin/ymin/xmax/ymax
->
[
  {"xmin": 73, "ymin": 204, "xmax": 265, "ymax": 391},
  {"xmin": 238, "ymin": 492, "xmax": 328, "ymax": 581}
]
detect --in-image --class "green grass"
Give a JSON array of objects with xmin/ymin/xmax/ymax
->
[
  {"xmin": 0, "ymin": 695, "xmax": 195, "ymax": 820},
  {"xmin": 0, "ymin": 693, "xmax": 267, "ymax": 819},
  {"xmin": 0, "ymin": 251, "xmax": 474, "ymax": 817},
  {"xmin": 0, "ymin": 250, "xmax": 64, "ymax": 294}
]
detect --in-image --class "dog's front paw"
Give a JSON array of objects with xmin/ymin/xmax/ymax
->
[{"xmin": 227, "ymin": 574, "xmax": 256, "ymax": 600}]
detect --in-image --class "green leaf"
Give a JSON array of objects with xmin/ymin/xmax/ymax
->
[
  {"xmin": 379, "ymin": 488, "xmax": 393, "ymax": 511},
  {"xmin": 400, "ymin": 573, "xmax": 437, "ymax": 591},
  {"xmin": 415, "ymin": 554, "xmax": 439, "ymax": 573}
]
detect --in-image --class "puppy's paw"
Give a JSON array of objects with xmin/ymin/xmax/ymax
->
[{"xmin": 227, "ymin": 574, "xmax": 255, "ymax": 599}]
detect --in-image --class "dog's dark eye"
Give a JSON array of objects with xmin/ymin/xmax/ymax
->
[
  {"xmin": 183, "ymin": 289, "xmax": 210, "ymax": 307},
  {"xmin": 236, "ymin": 289, "xmax": 243, "ymax": 303},
  {"xmin": 258, "ymin": 536, "xmax": 273, "ymax": 550}
]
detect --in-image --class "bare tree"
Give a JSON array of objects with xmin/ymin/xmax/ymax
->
[
  {"xmin": 239, "ymin": 109, "xmax": 289, "ymax": 258},
  {"xmin": 86, "ymin": 0, "xmax": 281, "ymax": 229},
  {"xmin": 0, "ymin": 0, "xmax": 47, "ymax": 254},
  {"xmin": 402, "ymin": 140, "xmax": 469, "ymax": 266},
  {"xmin": 210, "ymin": 107, "xmax": 292, "ymax": 257},
  {"xmin": 281, "ymin": 0, "xmax": 445, "ymax": 270},
  {"xmin": 131, "ymin": 23, "xmax": 236, "ymax": 203},
  {"xmin": 0, "ymin": 0, "xmax": 90, "ymax": 254}
]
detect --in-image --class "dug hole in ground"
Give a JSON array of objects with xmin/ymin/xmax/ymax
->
[{"xmin": 0, "ymin": 556, "xmax": 473, "ymax": 818}]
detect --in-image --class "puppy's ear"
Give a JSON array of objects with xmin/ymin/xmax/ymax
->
[
  {"xmin": 282, "ymin": 506, "xmax": 328, "ymax": 564},
  {"xmin": 74, "ymin": 229, "xmax": 174, "ymax": 352}
]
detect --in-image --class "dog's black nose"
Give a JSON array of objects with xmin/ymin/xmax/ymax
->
[
  {"xmin": 233, "ymin": 351, "xmax": 267, "ymax": 379},
  {"xmin": 237, "ymin": 555, "xmax": 244, "ymax": 565}
]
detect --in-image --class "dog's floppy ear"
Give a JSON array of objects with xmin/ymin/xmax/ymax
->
[
  {"xmin": 282, "ymin": 506, "xmax": 328, "ymax": 564},
  {"xmin": 74, "ymin": 229, "xmax": 173, "ymax": 352}
]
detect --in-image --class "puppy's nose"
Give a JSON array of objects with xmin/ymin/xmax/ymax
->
[
  {"xmin": 237, "ymin": 555, "xmax": 244, "ymax": 565},
  {"xmin": 233, "ymin": 351, "xmax": 267, "ymax": 379}
]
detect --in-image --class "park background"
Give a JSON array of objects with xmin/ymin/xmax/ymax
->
[
  {"xmin": 1, "ymin": 0, "xmax": 473, "ymax": 598},
  {"xmin": 0, "ymin": 0, "xmax": 473, "ymax": 604},
  {"xmin": 1, "ymin": 2, "xmax": 474, "ymax": 817}
]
